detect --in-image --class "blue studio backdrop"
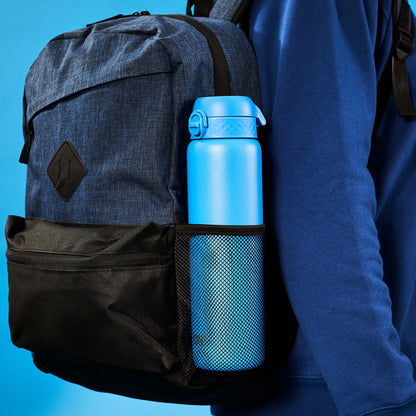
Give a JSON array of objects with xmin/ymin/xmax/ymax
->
[
  {"xmin": 2, "ymin": 1, "xmax": 416, "ymax": 415},
  {"xmin": 0, "ymin": 1, "xmax": 210, "ymax": 415}
]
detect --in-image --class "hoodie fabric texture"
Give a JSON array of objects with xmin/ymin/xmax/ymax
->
[{"xmin": 212, "ymin": 0, "xmax": 416, "ymax": 415}]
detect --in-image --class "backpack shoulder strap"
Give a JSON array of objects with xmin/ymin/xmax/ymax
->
[
  {"xmin": 186, "ymin": 0, "xmax": 253, "ymax": 24},
  {"xmin": 186, "ymin": 0, "xmax": 214, "ymax": 18},
  {"xmin": 372, "ymin": 0, "xmax": 416, "ymax": 145},
  {"xmin": 391, "ymin": 0, "xmax": 416, "ymax": 116}
]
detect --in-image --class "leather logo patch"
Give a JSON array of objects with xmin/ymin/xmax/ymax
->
[{"xmin": 47, "ymin": 141, "xmax": 87, "ymax": 201}]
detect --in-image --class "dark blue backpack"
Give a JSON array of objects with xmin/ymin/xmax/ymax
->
[
  {"xmin": 7, "ymin": 0, "xmax": 414, "ymax": 406},
  {"xmin": 5, "ymin": 0, "xmax": 297, "ymax": 405}
]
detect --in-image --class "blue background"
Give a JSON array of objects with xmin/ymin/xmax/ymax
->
[
  {"xmin": 0, "ymin": 1, "xmax": 209, "ymax": 415},
  {"xmin": 2, "ymin": 1, "xmax": 416, "ymax": 415}
]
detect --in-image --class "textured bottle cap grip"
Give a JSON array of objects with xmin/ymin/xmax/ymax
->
[{"xmin": 189, "ymin": 115, "xmax": 259, "ymax": 139}]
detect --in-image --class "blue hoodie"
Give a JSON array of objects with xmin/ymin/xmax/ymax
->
[{"xmin": 212, "ymin": 0, "xmax": 416, "ymax": 415}]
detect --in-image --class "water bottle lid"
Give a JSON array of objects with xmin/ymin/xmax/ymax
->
[{"xmin": 188, "ymin": 96, "xmax": 266, "ymax": 139}]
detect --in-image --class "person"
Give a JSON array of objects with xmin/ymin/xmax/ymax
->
[{"xmin": 212, "ymin": 0, "xmax": 416, "ymax": 415}]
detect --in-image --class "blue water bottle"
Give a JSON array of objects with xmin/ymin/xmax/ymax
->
[{"xmin": 187, "ymin": 96, "xmax": 266, "ymax": 371}]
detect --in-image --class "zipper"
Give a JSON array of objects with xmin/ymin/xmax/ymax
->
[
  {"xmin": 86, "ymin": 11, "xmax": 150, "ymax": 27},
  {"xmin": 86, "ymin": 12, "xmax": 231, "ymax": 94},
  {"xmin": 6, "ymin": 247, "xmax": 172, "ymax": 270},
  {"xmin": 168, "ymin": 14, "xmax": 231, "ymax": 96},
  {"xmin": 19, "ymin": 12, "xmax": 152, "ymax": 165},
  {"xmin": 20, "ymin": 13, "xmax": 231, "ymax": 164}
]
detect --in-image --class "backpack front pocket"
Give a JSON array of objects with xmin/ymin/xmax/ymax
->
[{"xmin": 5, "ymin": 215, "xmax": 178, "ymax": 374}]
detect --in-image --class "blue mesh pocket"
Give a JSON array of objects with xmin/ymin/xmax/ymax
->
[{"xmin": 175, "ymin": 225, "xmax": 265, "ymax": 374}]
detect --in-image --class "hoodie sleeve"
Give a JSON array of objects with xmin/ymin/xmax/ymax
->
[{"xmin": 249, "ymin": 0, "xmax": 416, "ymax": 415}]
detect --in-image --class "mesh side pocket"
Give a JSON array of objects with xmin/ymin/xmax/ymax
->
[{"xmin": 175, "ymin": 225, "xmax": 265, "ymax": 377}]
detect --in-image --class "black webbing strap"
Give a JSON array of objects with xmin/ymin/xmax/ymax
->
[
  {"xmin": 186, "ymin": 0, "xmax": 214, "ymax": 17},
  {"xmin": 392, "ymin": 0, "xmax": 416, "ymax": 116},
  {"xmin": 228, "ymin": 0, "xmax": 254, "ymax": 24},
  {"xmin": 371, "ymin": 0, "xmax": 416, "ymax": 146},
  {"xmin": 170, "ymin": 14, "xmax": 231, "ymax": 96},
  {"xmin": 186, "ymin": 0, "xmax": 253, "ymax": 24}
]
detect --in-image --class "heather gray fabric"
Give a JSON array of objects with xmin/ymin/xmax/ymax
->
[
  {"xmin": 24, "ymin": 15, "xmax": 261, "ymax": 225},
  {"xmin": 209, "ymin": 0, "xmax": 242, "ymax": 21}
]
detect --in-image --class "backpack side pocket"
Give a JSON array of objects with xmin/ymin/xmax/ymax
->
[{"xmin": 174, "ymin": 224, "xmax": 270, "ymax": 405}]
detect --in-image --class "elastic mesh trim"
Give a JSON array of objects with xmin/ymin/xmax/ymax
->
[{"xmin": 175, "ymin": 225, "xmax": 265, "ymax": 378}]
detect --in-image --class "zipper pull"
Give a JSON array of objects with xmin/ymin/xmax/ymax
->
[
  {"xmin": 86, "ymin": 11, "xmax": 151, "ymax": 27},
  {"xmin": 19, "ymin": 122, "xmax": 34, "ymax": 164}
]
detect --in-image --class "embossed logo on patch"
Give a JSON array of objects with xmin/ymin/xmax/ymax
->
[{"xmin": 47, "ymin": 141, "xmax": 87, "ymax": 201}]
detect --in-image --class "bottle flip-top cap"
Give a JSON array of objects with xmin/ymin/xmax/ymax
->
[{"xmin": 188, "ymin": 96, "xmax": 266, "ymax": 139}]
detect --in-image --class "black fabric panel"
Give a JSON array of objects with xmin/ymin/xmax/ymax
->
[
  {"xmin": 5, "ymin": 216, "xmax": 287, "ymax": 405},
  {"xmin": 32, "ymin": 352, "xmax": 277, "ymax": 405},
  {"xmin": 6, "ymin": 216, "xmax": 178, "ymax": 374}
]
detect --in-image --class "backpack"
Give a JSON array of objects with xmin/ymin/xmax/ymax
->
[
  {"xmin": 6, "ymin": 0, "xmax": 416, "ymax": 407},
  {"xmin": 5, "ymin": 0, "xmax": 297, "ymax": 406}
]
